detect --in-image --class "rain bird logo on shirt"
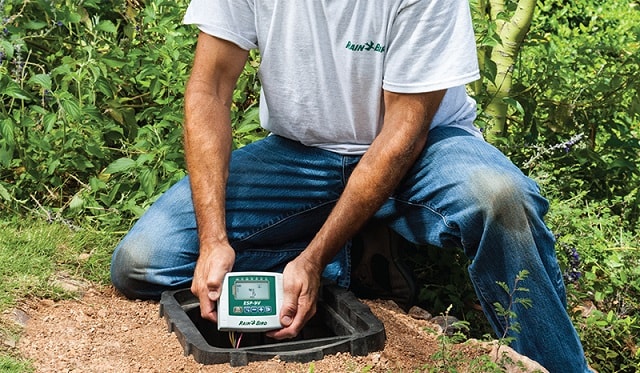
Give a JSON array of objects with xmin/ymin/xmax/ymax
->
[{"xmin": 345, "ymin": 40, "xmax": 385, "ymax": 53}]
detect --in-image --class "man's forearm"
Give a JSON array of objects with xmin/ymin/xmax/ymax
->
[
  {"xmin": 183, "ymin": 32, "xmax": 251, "ymax": 322},
  {"xmin": 183, "ymin": 81, "xmax": 233, "ymax": 251},
  {"xmin": 299, "ymin": 90, "xmax": 446, "ymax": 271},
  {"xmin": 182, "ymin": 33, "xmax": 249, "ymax": 256},
  {"xmin": 298, "ymin": 126, "xmax": 426, "ymax": 270}
]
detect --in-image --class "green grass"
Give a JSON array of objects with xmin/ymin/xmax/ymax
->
[
  {"xmin": 0, "ymin": 356, "xmax": 32, "ymax": 373},
  {"xmin": 0, "ymin": 218, "xmax": 118, "ymax": 311},
  {"xmin": 0, "ymin": 217, "xmax": 121, "ymax": 371}
]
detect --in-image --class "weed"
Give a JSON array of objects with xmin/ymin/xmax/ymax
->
[
  {"xmin": 493, "ymin": 270, "xmax": 531, "ymax": 345},
  {"xmin": 427, "ymin": 305, "xmax": 471, "ymax": 372}
]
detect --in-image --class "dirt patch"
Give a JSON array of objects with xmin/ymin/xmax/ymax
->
[{"xmin": 15, "ymin": 286, "xmax": 546, "ymax": 372}]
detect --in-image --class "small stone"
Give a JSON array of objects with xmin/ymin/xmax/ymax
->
[
  {"xmin": 41, "ymin": 299, "xmax": 55, "ymax": 307},
  {"xmin": 77, "ymin": 253, "xmax": 91, "ymax": 261},
  {"xmin": 50, "ymin": 271, "xmax": 90, "ymax": 294},
  {"xmin": 10, "ymin": 308, "xmax": 30, "ymax": 327},
  {"xmin": 430, "ymin": 315, "xmax": 461, "ymax": 336},
  {"xmin": 3, "ymin": 337, "xmax": 17, "ymax": 348},
  {"xmin": 408, "ymin": 306, "xmax": 432, "ymax": 320},
  {"xmin": 370, "ymin": 352, "xmax": 381, "ymax": 364}
]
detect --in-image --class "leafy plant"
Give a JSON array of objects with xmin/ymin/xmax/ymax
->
[
  {"xmin": 428, "ymin": 305, "xmax": 472, "ymax": 373},
  {"xmin": 547, "ymin": 196, "xmax": 640, "ymax": 372},
  {"xmin": 0, "ymin": 0, "xmax": 264, "ymax": 226},
  {"xmin": 493, "ymin": 270, "xmax": 531, "ymax": 344},
  {"xmin": 577, "ymin": 310, "xmax": 640, "ymax": 372},
  {"xmin": 496, "ymin": 0, "xmax": 640, "ymax": 226}
]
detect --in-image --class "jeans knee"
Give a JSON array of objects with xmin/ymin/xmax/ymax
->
[
  {"xmin": 469, "ymin": 168, "xmax": 540, "ymax": 230},
  {"xmin": 110, "ymin": 238, "xmax": 154, "ymax": 299}
]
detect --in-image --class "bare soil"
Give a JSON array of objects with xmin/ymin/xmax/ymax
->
[{"xmin": 11, "ymin": 285, "xmax": 546, "ymax": 372}]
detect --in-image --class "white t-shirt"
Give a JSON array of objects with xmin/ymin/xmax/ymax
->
[{"xmin": 184, "ymin": 0, "xmax": 482, "ymax": 155}]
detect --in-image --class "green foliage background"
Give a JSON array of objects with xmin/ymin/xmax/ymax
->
[
  {"xmin": 0, "ymin": 0, "xmax": 639, "ymax": 371},
  {"xmin": 0, "ymin": 0, "xmax": 263, "ymax": 225}
]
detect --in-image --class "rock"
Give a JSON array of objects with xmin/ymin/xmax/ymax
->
[
  {"xmin": 408, "ymin": 305, "xmax": 432, "ymax": 320},
  {"xmin": 50, "ymin": 271, "xmax": 91, "ymax": 295},
  {"xmin": 1, "ymin": 308, "xmax": 29, "ymax": 350},
  {"xmin": 10, "ymin": 308, "xmax": 30, "ymax": 327},
  {"xmin": 3, "ymin": 335, "xmax": 17, "ymax": 348},
  {"xmin": 471, "ymin": 340, "xmax": 549, "ymax": 373},
  {"xmin": 430, "ymin": 315, "xmax": 462, "ymax": 336},
  {"xmin": 77, "ymin": 253, "xmax": 92, "ymax": 261}
]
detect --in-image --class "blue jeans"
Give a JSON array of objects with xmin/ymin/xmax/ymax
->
[{"xmin": 111, "ymin": 127, "xmax": 590, "ymax": 372}]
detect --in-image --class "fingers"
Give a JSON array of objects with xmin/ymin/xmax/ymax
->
[
  {"xmin": 205, "ymin": 268, "xmax": 226, "ymax": 303},
  {"xmin": 192, "ymin": 268, "xmax": 226, "ymax": 322},
  {"xmin": 195, "ymin": 286, "xmax": 218, "ymax": 322},
  {"xmin": 266, "ymin": 260, "xmax": 320, "ymax": 339},
  {"xmin": 268, "ymin": 292, "xmax": 317, "ymax": 339},
  {"xmin": 191, "ymin": 244, "xmax": 236, "ymax": 323}
]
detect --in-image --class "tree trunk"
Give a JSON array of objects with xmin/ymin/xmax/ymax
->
[{"xmin": 482, "ymin": 0, "xmax": 536, "ymax": 141}]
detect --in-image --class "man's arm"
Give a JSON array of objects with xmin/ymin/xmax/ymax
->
[
  {"xmin": 268, "ymin": 89, "xmax": 446, "ymax": 339},
  {"xmin": 184, "ymin": 32, "xmax": 249, "ymax": 322}
]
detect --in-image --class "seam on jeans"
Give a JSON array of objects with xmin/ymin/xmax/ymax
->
[
  {"xmin": 341, "ymin": 156, "xmax": 359, "ymax": 187},
  {"xmin": 388, "ymin": 196, "xmax": 457, "ymax": 229},
  {"xmin": 469, "ymin": 271, "xmax": 509, "ymax": 335},
  {"xmin": 469, "ymin": 269, "xmax": 509, "ymax": 334},
  {"xmin": 235, "ymin": 199, "xmax": 339, "ymax": 243},
  {"xmin": 341, "ymin": 157, "xmax": 348, "ymax": 187}
]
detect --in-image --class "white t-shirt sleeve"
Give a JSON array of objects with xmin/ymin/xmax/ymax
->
[
  {"xmin": 183, "ymin": 0, "xmax": 257, "ymax": 50},
  {"xmin": 383, "ymin": 0, "xmax": 480, "ymax": 93}
]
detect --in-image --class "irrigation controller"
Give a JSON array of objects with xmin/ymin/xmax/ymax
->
[{"xmin": 217, "ymin": 272, "xmax": 284, "ymax": 332}]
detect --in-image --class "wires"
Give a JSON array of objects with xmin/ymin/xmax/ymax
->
[{"xmin": 228, "ymin": 331, "xmax": 244, "ymax": 349}]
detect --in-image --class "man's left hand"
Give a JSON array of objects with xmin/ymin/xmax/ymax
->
[{"xmin": 266, "ymin": 254, "xmax": 322, "ymax": 339}]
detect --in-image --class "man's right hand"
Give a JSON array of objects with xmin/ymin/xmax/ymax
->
[{"xmin": 190, "ymin": 243, "xmax": 236, "ymax": 323}]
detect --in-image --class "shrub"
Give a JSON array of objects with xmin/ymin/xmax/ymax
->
[
  {"xmin": 0, "ymin": 0, "xmax": 263, "ymax": 225},
  {"xmin": 497, "ymin": 0, "xmax": 640, "ymax": 230},
  {"xmin": 548, "ymin": 195, "xmax": 640, "ymax": 372}
]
